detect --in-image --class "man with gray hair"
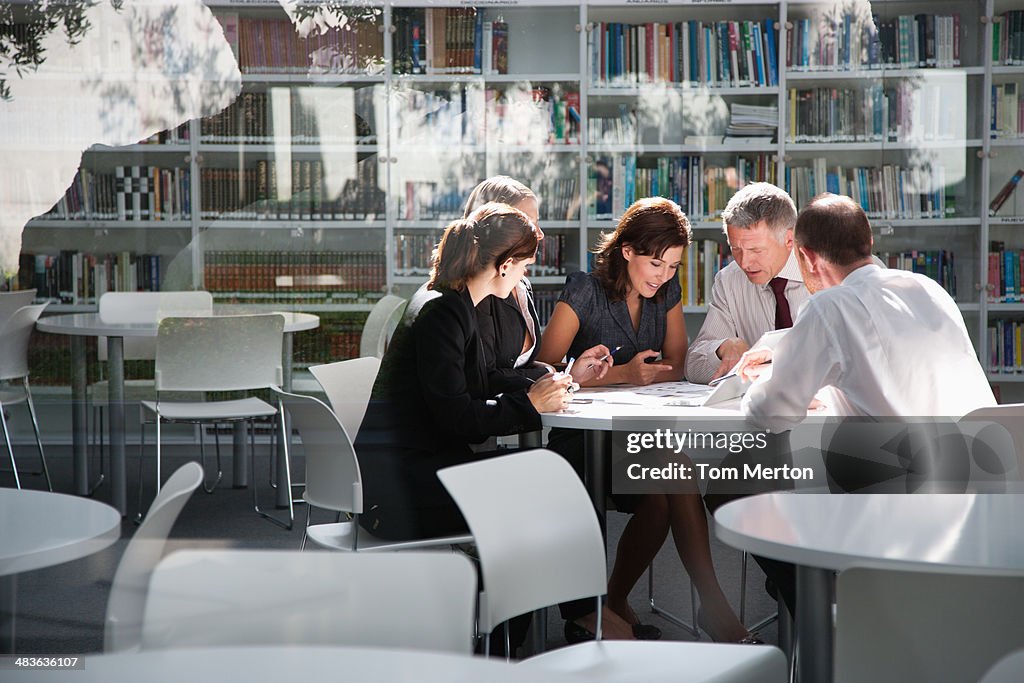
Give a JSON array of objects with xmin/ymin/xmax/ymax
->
[{"xmin": 685, "ymin": 182, "xmax": 805, "ymax": 384}]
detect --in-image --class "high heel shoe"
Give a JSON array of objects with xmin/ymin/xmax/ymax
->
[{"xmin": 697, "ymin": 608, "xmax": 764, "ymax": 645}]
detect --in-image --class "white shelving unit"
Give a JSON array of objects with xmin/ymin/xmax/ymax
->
[{"xmin": 18, "ymin": 0, "xmax": 1024, "ymax": 380}]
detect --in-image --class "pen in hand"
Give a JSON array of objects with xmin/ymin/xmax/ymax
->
[{"xmin": 597, "ymin": 345, "xmax": 622, "ymax": 363}]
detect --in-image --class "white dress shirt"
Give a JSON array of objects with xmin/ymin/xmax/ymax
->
[
  {"xmin": 685, "ymin": 249, "xmax": 810, "ymax": 384},
  {"xmin": 742, "ymin": 264, "xmax": 996, "ymax": 433}
]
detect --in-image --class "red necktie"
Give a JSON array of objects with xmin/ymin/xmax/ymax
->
[{"xmin": 770, "ymin": 277, "xmax": 793, "ymax": 329}]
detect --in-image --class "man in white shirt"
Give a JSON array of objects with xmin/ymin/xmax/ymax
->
[
  {"xmin": 739, "ymin": 193, "xmax": 996, "ymax": 432},
  {"xmin": 686, "ymin": 182, "xmax": 809, "ymax": 384}
]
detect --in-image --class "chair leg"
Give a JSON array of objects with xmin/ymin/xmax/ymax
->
[
  {"xmin": 300, "ymin": 503, "xmax": 312, "ymax": 550},
  {"xmin": 741, "ymin": 551, "xmax": 779, "ymax": 633},
  {"xmin": 136, "ymin": 420, "xmax": 147, "ymax": 523},
  {"xmin": 88, "ymin": 405, "xmax": 106, "ymax": 495},
  {"xmin": 200, "ymin": 423, "xmax": 223, "ymax": 494},
  {"xmin": 1, "ymin": 403, "xmax": 21, "ymax": 489},
  {"xmin": 253, "ymin": 411, "xmax": 293, "ymax": 530},
  {"xmin": 23, "ymin": 379, "xmax": 52, "ymax": 491},
  {"xmin": 155, "ymin": 410, "xmax": 162, "ymax": 498},
  {"xmin": 646, "ymin": 562, "xmax": 700, "ymax": 637}
]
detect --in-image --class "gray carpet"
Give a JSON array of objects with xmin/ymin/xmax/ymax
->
[{"xmin": 8, "ymin": 447, "xmax": 779, "ymax": 655}]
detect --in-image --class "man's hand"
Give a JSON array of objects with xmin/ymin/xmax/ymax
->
[
  {"xmin": 736, "ymin": 348, "xmax": 773, "ymax": 382},
  {"xmin": 712, "ymin": 338, "xmax": 750, "ymax": 381}
]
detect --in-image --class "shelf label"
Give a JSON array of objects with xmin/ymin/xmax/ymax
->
[
  {"xmin": 462, "ymin": 0, "xmax": 520, "ymax": 5},
  {"xmin": 994, "ymin": 217, "xmax": 1024, "ymax": 224}
]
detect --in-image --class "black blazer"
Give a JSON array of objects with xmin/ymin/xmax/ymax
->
[
  {"xmin": 476, "ymin": 280, "xmax": 550, "ymax": 394},
  {"xmin": 355, "ymin": 286, "xmax": 541, "ymax": 538}
]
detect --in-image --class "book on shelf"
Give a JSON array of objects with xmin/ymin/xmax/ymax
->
[
  {"xmin": 589, "ymin": 154, "xmax": 777, "ymax": 221},
  {"xmin": 588, "ymin": 105, "xmax": 637, "ymax": 145},
  {"xmin": 293, "ymin": 313, "xmax": 368, "ymax": 366},
  {"xmin": 592, "ymin": 20, "xmax": 778, "ymax": 89},
  {"xmin": 788, "ymin": 13, "xmax": 960, "ymax": 71},
  {"xmin": 994, "ymin": 11, "xmax": 1024, "ymax": 66},
  {"xmin": 19, "ymin": 251, "xmax": 161, "ymax": 304},
  {"xmin": 233, "ymin": 14, "xmax": 384, "ymax": 75},
  {"xmin": 991, "ymin": 83, "xmax": 1023, "ymax": 139},
  {"xmin": 988, "ymin": 319, "xmax": 1024, "ymax": 374},
  {"xmin": 787, "ymin": 82, "xmax": 960, "ymax": 143},
  {"xmin": 876, "ymin": 249, "xmax": 956, "ymax": 297},
  {"xmin": 484, "ymin": 86, "xmax": 580, "ymax": 145},
  {"xmin": 43, "ymin": 166, "xmax": 190, "ymax": 222},
  {"xmin": 204, "ymin": 251, "xmax": 386, "ymax": 304},
  {"xmin": 786, "ymin": 159, "xmax": 950, "ymax": 219},
  {"xmin": 677, "ymin": 240, "xmax": 733, "ymax": 307},
  {"xmin": 392, "ymin": 8, "xmax": 507, "ymax": 76},
  {"xmin": 989, "ymin": 169, "xmax": 1024, "ymax": 217}
]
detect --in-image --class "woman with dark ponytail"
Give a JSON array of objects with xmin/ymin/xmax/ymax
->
[{"xmin": 355, "ymin": 202, "xmax": 594, "ymax": 542}]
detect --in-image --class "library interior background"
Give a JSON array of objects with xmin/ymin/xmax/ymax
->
[{"xmin": 3, "ymin": 0, "xmax": 1024, "ymax": 436}]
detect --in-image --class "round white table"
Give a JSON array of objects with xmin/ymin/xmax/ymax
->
[
  {"xmin": 37, "ymin": 312, "xmax": 319, "ymax": 514},
  {"xmin": 714, "ymin": 492, "xmax": 1024, "ymax": 682},
  {"xmin": 3, "ymin": 645, "xmax": 582, "ymax": 682},
  {"xmin": 539, "ymin": 387, "xmax": 742, "ymax": 533},
  {"xmin": 0, "ymin": 489, "xmax": 120, "ymax": 654}
]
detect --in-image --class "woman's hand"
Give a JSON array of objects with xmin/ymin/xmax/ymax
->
[
  {"xmin": 624, "ymin": 350, "xmax": 671, "ymax": 386},
  {"xmin": 527, "ymin": 372, "xmax": 574, "ymax": 413},
  {"xmin": 569, "ymin": 344, "xmax": 613, "ymax": 385}
]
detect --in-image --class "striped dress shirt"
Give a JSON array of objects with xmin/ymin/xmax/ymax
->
[{"xmin": 685, "ymin": 249, "xmax": 809, "ymax": 384}]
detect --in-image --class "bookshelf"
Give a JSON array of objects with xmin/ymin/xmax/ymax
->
[{"xmin": 12, "ymin": 0, "xmax": 1023, "ymax": 382}]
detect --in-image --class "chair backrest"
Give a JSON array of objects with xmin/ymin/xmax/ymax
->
[
  {"xmin": 308, "ymin": 356, "xmax": 381, "ymax": 439},
  {"xmin": 141, "ymin": 549, "xmax": 477, "ymax": 654},
  {"xmin": 835, "ymin": 567, "xmax": 1024, "ymax": 683},
  {"xmin": 437, "ymin": 449, "xmax": 608, "ymax": 634},
  {"xmin": 154, "ymin": 314, "xmax": 283, "ymax": 392},
  {"xmin": 98, "ymin": 291, "xmax": 213, "ymax": 362},
  {"xmin": 359, "ymin": 295, "xmax": 408, "ymax": 358},
  {"xmin": 0, "ymin": 289, "xmax": 36, "ymax": 329},
  {"xmin": 104, "ymin": 462, "xmax": 203, "ymax": 652},
  {"xmin": 980, "ymin": 649, "xmax": 1024, "ymax": 683},
  {"xmin": 0, "ymin": 303, "xmax": 49, "ymax": 381},
  {"xmin": 274, "ymin": 388, "xmax": 362, "ymax": 517},
  {"xmin": 960, "ymin": 404, "xmax": 1024, "ymax": 480}
]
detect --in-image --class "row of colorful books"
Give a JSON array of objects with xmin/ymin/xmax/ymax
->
[
  {"xmin": 588, "ymin": 154, "xmax": 777, "ymax": 221},
  {"xmin": 988, "ymin": 243, "xmax": 1024, "ymax": 303},
  {"xmin": 200, "ymin": 88, "xmax": 379, "ymax": 145},
  {"xmin": 989, "ymin": 319, "xmax": 1024, "ymax": 373},
  {"xmin": 393, "ymin": 8, "xmax": 508, "ymax": 76},
  {"xmin": 877, "ymin": 250, "xmax": 957, "ymax": 297},
  {"xmin": 993, "ymin": 11, "xmax": 1024, "ymax": 66},
  {"xmin": 786, "ymin": 160, "xmax": 953, "ymax": 220},
  {"xmin": 18, "ymin": 252, "xmax": 161, "ymax": 304},
  {"xmin": 786, "ymin": 14, "xmax": 960, "ymax": 71},
  {"xmin": 200, "ymin": 162, "xmax": 384, "ymax": 221},
  {"xmin": 203, "ymin": 251, "xmax": 386, "ymax": 299},
  {"xmin": 786, "ymin": 83, "xmax": 960, "ymax": 143},
  {"xmin": 485, "ymin": 87, "xmax": 580, "ymax": 146},
  {"xmin": 44, "ymin": 167, "xmax": 191, "ymax": 222},
  {"xmin": 591, "ymin": 20, "xmax": 779, "ymax": 89},
  {"xmin": 992, "ymin": 84, "xmax": 1023, "ymax": 139},
  {"xmin": 217, "ymin": 14, "xmax": 385, "ymax": 75}
]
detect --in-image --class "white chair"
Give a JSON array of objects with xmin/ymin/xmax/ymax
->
[
  {"xmin": 138, "ymin": 314, "xmax": 289, "ymax": 527},
  {"xmin": 308, "ymin": 356, "xmax": 380, "ymax": 441},
  {"xmin": 104, "ymin": 461, "xmax": 203, "ymax": 652},
  {"xmin": 835, "ymin": 568, "xmax": 1024, "ymax": 683},
  {"xmin": 141, "ymin": 549, "xmax": 477, "ymax": 654},
  {"xmin": 88, "ymin": 291, "xmax": 213, "ymax": 492},
  {"xmin": 359, "ymin": 295, "xmax": 407, "ymax": 358},
  {"xmin": 274, "ymin": 387, "xmax": 472, "ymax": 551},
  {"xmin": 980, "ymin": 649, "xmax": 1024, "ymax": 683},
  {"xmin": 0, "ymin": 289, "xmax": 36, "ymax": 329},
  {"xmin": 0, "ymin": 303, "xmax": 52, "ymax": 490},
  {"xmin": 438, "ymin": 449, "xmax": 787, "ymax": 681}
]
